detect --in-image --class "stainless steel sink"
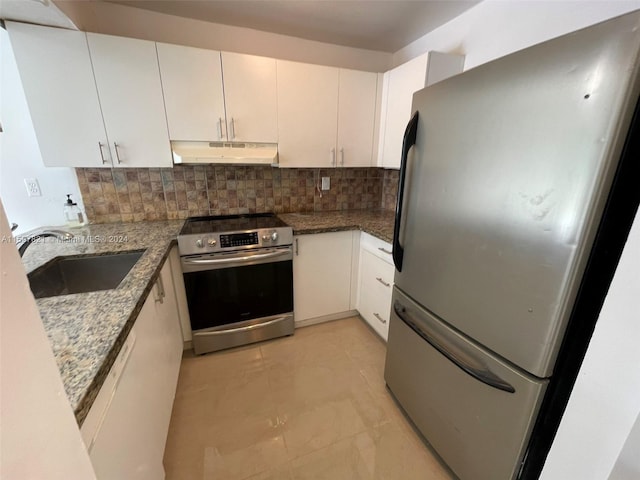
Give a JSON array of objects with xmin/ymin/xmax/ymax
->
[{"xmin": 28, "ymin": 250, "xmax": 145, "ymax": 298}]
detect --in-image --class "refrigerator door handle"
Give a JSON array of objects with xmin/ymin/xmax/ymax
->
[
  {"xmin": 393, "ymin": 111, "xmax": 419, "ymax": 272},
  {"xmin": 393, "ymin": 300, "xmax": 516, "ymax": 393}
]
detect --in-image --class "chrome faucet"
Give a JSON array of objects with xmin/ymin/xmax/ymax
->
[{"xmin": 18, "ymin": 229, "xmax": 74, "ymax": 257}]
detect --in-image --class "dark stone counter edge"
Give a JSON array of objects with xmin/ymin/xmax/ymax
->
[{"xmin": 290, "ymin": 225, "xmax": 393, "ymax": 244}]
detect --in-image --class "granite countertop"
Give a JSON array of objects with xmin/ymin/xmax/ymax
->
[
  {"xmin": 22, "ymin": 220, "xmax": 184, "ymax": 426},
  {"xmin": 21, "ymin": 210, "xmax": 394, "ymax": 427},
  {"xmin": 279, "ymin": 209, "xmax": 395, "ymax": 243}
]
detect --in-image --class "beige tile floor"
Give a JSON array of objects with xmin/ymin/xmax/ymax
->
[{"xmin": 163, "ymin": 316, "xmax": 456, "ymax": 480}]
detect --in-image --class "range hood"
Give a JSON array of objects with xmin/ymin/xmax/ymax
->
[{"xmin": 171, "ymin": 141, "xmax": 278, "ymax": 166}]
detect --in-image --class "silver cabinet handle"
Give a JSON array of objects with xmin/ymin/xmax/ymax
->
[
  {"xmin": 295, "ymin": 238, "xmax": 299, "ymax": 256},
  {"xmin": 330, "ymin": 148, "xmax": 336, "ymax": 166},
  {"xmin": 378, "ymin": 247, "xmax": 392, "ymax": 254},
  {"xmin": 393, "ymin": 301, "xmax": 516, "ymax": 393},
  {"xmin": 98, "ymin": 142, "xmax": 109, "ymax": 164},
  {"xmin": 229, "ymin": 117, "xmax": 236, "ymax": 140},
  {"xmin": 340, "ymin": 147, "xmax": 344, "ymax": 166},
  {"xmin": 217, "ymin": 117, "xmax": 224, "ymax": 139},
  {"xmin": 157, "ymin": 274, "xmax": 165, "ymax": 299},
  {"xmin": 376, "ymin": 277, "xmax": 390, "ymax": 287},
  {"xmin": 373, "ymin": 312, "xmax": 387, "ymax": 324},
  {"xmin": 154, "ymin": 279, "xmax": 163, "ymax": 304},
  {"xmin": 113, "ymin": 142, "xmax": 122, "ymax": 164}
]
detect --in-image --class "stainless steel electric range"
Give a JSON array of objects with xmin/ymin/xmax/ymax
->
[{"xmin": 177, "ymin": 213, "xmax": 294, "ymax": 355}]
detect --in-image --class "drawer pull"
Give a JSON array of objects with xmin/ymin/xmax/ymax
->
[
  {"xmin": 376, "ymin": 277, "xmax": 390, "ymax": 287},
  {"xmin": 393, "ymin": 301, "xmax": 516, "ymax": 393},
  {"xmin": 373, "ymin": 312, "xmax": 387, "ymax": 324},
  {"xmin": 378, "ymin": 247, "xmax": 392, "ymax": 254}
]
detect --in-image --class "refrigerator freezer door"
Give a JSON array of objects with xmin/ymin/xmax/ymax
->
[
  {"xmin": 394, "ymin": 12, "xmax": 640, "ymax": 377},
  {"xmin": 384, "ymin": 287, "xmax": 548, "ymax": 480}
]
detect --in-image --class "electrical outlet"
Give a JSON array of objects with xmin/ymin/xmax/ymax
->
[
  {"xmin": 321, "ymin": 177, "xmax": 330, "ymax": 191},
  {"xmin": 24, "ymin": 178, "xmax": 41, "ymax": 197}
]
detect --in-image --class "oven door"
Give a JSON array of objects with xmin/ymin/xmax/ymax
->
[{"xmin": 181, "ymin": 246, "xmax": 294, "ymax": 353}]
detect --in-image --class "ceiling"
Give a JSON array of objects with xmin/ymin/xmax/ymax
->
[{"xmin": 104, "ymin": 0, "xmax": 480, "ymax": 52}]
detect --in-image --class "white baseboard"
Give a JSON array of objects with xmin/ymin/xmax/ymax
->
[{"xmin": 294, "ymin": 310, "xmax": 359, "ymax": 328}]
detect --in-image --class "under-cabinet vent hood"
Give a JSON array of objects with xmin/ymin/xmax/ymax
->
[{"xmin": 172, "ymin": 141, "xmax": 278, "ymax": 166}]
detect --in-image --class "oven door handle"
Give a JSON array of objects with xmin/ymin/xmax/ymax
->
[
  {"xmin": 183, "ymin": 249, "xmax": 291, "ymax": 266},
  {"xmin": 194, "ymin": 316, "xmax": 289, "ymax": 337}
]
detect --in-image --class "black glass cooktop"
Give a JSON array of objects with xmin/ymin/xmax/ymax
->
[{"xmin": 180, "ymin": 213, "xmax": 289, "ymax": 235}]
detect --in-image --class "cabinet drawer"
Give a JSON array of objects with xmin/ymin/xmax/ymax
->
[
  {"xmin": 359, "ymin": 282, "xmax": 392, "ymax": 340},
  {"xmin": 357, "ymin": 249, "xmax": 394, "ymax": 340},
  {"xmin": 360, "ymin": 232, "xmax": 393, "ymax": 263}
]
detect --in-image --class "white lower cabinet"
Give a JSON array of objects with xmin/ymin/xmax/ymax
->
[
  {"xmin": 81, "ymin": 258, "xmax": 182, "ymax": 480},
  {"xmin": 356, "ymin": 233, "xmax": 395, "ymax": 341},
  {"xmin": 293, "ymin": 231, "xmax": 356, "ymax": 323}
]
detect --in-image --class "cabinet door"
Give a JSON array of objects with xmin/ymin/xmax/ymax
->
[
  {"xmin": 276, "ymin": 60, "xmax": 339, "ymax": 168},
  {"xmin": 157, "ymin": 43, "xmax": 226, "ymax": 141},
  {"xmin": 156, "ymin": 258, "xmax": 183, "ymax": 383},
  {"xmin": 379, "ymin": 52, "xmax": 464, "ymax": 169},
  {"xmin": 336, "ymin": 69, "xmax": 377, "ymax": 167},
  {"xmin": 426, "ymin": 51, "xmax": 465, "ymax": 87},
  {"xmin": 293, "ymin": 231, "xmax": 352, "ymax": 322},
  {"xmin": 87, "ymin": 33, "xmax": 171, "ymax": 168},
  {"xmin": 7, "ymin": 22, "xmax": 110, "ymax": 167},
  {"xmin": 222, "ymin": 52, "xmax": 278, "ymax": 142},
  {"xmin": 89, "ymin": 296, "xmax": 166, "ymax": 480},
  {"xmin": 152, "ymin": 260, "xmax": 183, "ymax": 444},
  {"xmin": 379, "ymin": 53, "xmax": 428, "ymax": 169}
]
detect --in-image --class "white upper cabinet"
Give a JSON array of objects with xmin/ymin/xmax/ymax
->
[
  {"xmin": 378, "ymin": 52, "xmax": 464, "ymax": 169},
  {"xmin": 157, "ymin": 47, "xmax": 278, "ymax": 144},
  {"xmin": 8, "ymin": 23, "xmax": 171, "ymax": 168},
  {"xmin": 425, "ymin": 51, "xmax": 466, "ymax": 86},
  {"xmin": 221, "ymin": 52, "xmax": 278, "ymax": 143},
  {"xmin": 336, "ymin": 69, "xmax": 378, "ymax": 167},
  {"xmin": 378, "ymin": 53, "xmax": 429, "ymax": 169},
  {"xmin": 277, "ymin": 60, "xmax": 378, "ymax": 168},
  {"xmin": 156, "ymin": 43, "xmax": 225, "ymax": 142},
  {"xmin": 277, "ymin": 60, "xmax": 340, "ymax": 168},
  {"xmin": 87, "ymin": 33, "xmax": 171, "ymax": 168},
  {"xmin": 7, "ymin": 22, "xmax": 110, "ymax": 168}
]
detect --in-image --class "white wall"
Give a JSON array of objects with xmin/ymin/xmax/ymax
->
[
  {"xmin": 54, "ymin": 0, "xmax": 391, "ymax": 72},
  {"xmin": 609, "ymin": 412, "xmax": 640, "ymax": 480},
  {"xmin": 0, "ymin": 28, "xmax": 84, "ymax": 235},
  {"xmin": 393, "ymin": 0, "xmax": 640, "ymax": 69},
  {"xmin": 540, "ymin": 209, "xmax": 640, "ymax": 480},
  {"xmin": 0, "ymin": 199, "xmax": 97, "ymax": 479}
]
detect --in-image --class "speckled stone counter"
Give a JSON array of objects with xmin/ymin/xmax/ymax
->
[
  {"xmin": 20, "ymin": 211, "xmax": 392, "ymax": 426},
  {"xmin": 278, "ymin": 210, "xmax": 395, "ymax": 243},
  {"xmin": 21, "ymin": 220, "xmax": 183, "ymax": 426}
]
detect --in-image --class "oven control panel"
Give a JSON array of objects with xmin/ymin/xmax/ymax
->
[
  {"xmin": 178, "ymin": 227, "xmax": 293, "ymax": 256},
  {"xmin": 220, "ymin": 232, "xmax": 259, "ymax": 248}
]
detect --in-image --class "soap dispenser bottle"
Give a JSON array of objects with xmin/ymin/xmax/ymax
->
[{"xmin": 64, "ymin": 194, "xmax": 85, "ymax": 227}]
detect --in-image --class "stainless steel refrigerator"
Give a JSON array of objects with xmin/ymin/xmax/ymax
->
[{"xmin": 384, "ymin": 11, "xmax": 640, "ymax": 480}]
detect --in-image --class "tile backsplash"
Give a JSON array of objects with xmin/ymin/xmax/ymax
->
[{"xmin": 77, "ymin": 165, "xmax": 399, "ymax": 224}]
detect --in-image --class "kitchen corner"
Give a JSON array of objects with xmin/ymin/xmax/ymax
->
[
  {"xmin": 279, "ymin": 210, "xmax": 394, "ymax": 242},
  {"xmin": 22, "ymin": 211, "xmax": 395, "ymax": 427},
  {"xmin": 22, "ymin": 220, "xmax": 183, "ymax": 424}
]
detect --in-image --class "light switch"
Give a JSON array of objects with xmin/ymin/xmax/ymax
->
[{"xmin": 321, "ymin": 177, "xmax": 330, "ymax": 191}]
